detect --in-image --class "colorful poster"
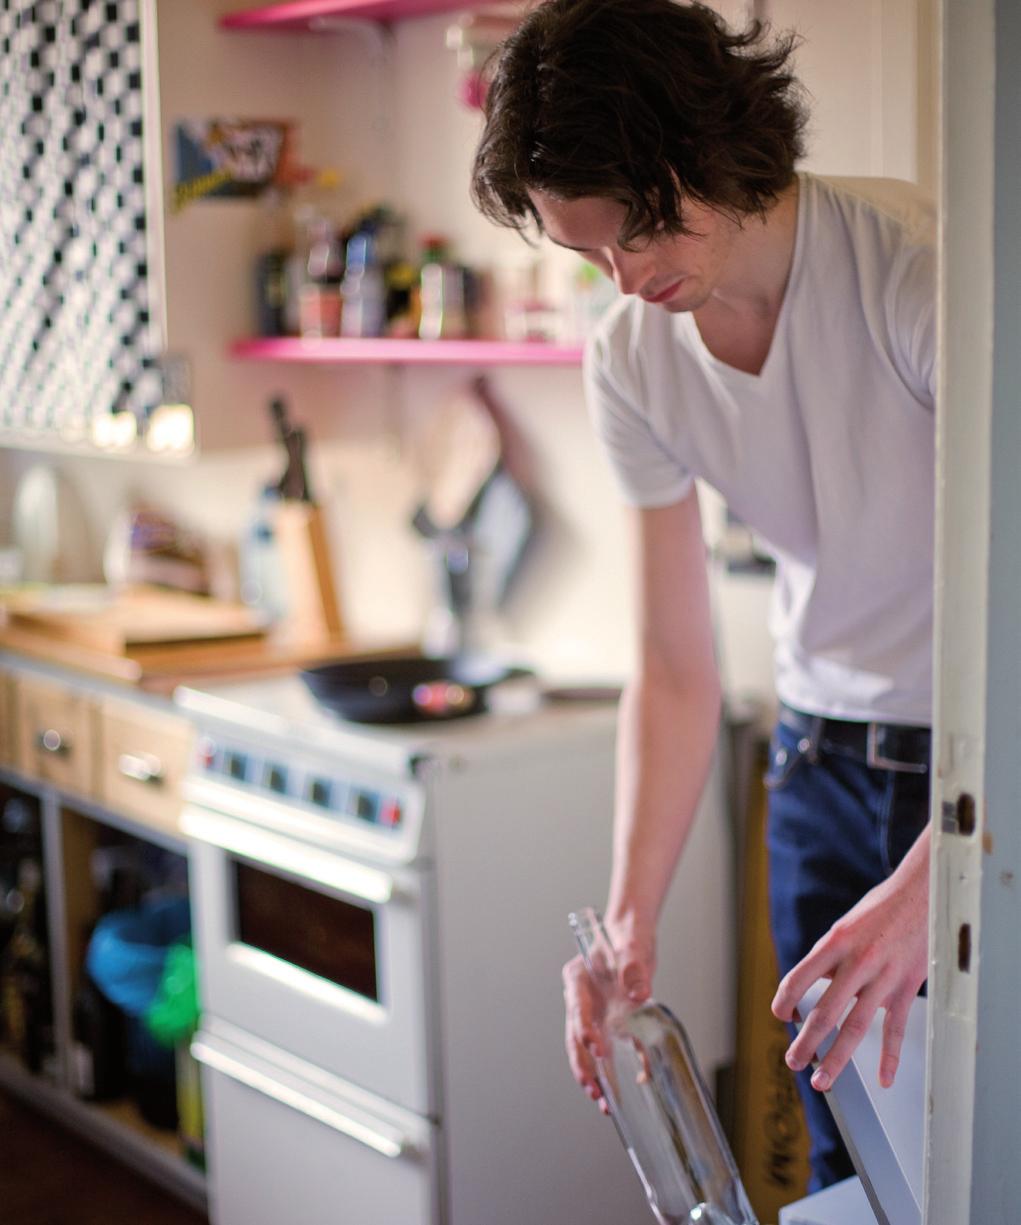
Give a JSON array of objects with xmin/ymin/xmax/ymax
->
[{"xmin": 172, "ymin": 119, "xmax": 296, "ymax": 211}]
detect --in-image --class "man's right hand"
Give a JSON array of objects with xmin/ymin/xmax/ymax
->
[{"xmin": 562, "ymin": 921, "xmax": 656, "ymax": 1113}]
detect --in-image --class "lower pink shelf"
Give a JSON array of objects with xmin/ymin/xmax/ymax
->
[{"xmin": 229, "ymin": 337, "xmax": 584, "ymax": 367}]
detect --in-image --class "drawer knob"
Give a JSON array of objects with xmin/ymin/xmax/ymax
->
[
  {"xmin": 38, "ymin": 728, "xmax": 70, "ymax": 755},
  {"xmin": 117, "ymin": 752, "xmax": 165, "ymax": 785}
]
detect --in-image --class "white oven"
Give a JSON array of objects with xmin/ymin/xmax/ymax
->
[
  {"xmin": 183, "ymin": 800, "xmax": 435, "ymax": 1114},
  {"xmin": 176, "ymin": 676, "xmax": 738, "ymax": 1225}
]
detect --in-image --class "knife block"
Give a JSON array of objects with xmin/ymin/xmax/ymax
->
[{"xmin": 271, "ymin": 500, "xmax": 344, "ymax": 646}]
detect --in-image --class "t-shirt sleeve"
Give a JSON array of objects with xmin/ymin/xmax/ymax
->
[
  {"xmin": 583, "ymin": 327, "xmax": 694, "ymax": 507},
  {"xmin": 887, "ymin": 241, "xmax": 937, "ymax": 407}
]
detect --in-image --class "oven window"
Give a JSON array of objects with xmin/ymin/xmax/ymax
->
[{"xmin": 233, "ymin": 861, "xmax": 379, "ymax": 1001}]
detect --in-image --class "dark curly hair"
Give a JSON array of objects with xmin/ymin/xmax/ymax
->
[{"xmin": 471, "ymin": 0, "xmax": 807, "ymax": 246}]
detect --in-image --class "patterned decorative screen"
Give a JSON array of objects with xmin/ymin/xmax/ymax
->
[{"xmin": 0, "ymin": 0, "xmax": 163, "ymax": 442}]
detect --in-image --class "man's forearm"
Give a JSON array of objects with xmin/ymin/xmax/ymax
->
[{"xmin": 605, "ymin": 669, "xmax": 722, "ymax": 930}]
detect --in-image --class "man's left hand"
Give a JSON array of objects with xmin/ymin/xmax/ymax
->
[{"xmin": 771, "ymin": 827, "xmax": 930, "ymax": 1092}]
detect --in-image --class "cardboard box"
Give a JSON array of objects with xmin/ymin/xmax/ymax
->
[{"xmin": 731, "ymin": 744, "xmax": 811, "ymax": 1222}]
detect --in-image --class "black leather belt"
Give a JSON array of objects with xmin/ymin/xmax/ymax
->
[{"xmin": 778, "ymin": 703, "xmax": 931, "ymax": 774}]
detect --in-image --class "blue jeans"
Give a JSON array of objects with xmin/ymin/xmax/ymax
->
[{"xmin": 764, "ymin": 716, "xmax": 930, "ymax": 1192}]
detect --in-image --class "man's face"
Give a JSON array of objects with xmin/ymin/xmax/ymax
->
[{"xmin": 527, "ymin": 190, "xmax": 740, "ymax": 312}]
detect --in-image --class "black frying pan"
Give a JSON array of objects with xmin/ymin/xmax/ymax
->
[{"xmin": 300, "ymin": 654, "xmax": 532, "ymax": 724}]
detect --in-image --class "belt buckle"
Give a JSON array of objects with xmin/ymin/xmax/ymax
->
[{"xmin": 866, "ymin": 723, "xmax": 928, "ymax": 774}]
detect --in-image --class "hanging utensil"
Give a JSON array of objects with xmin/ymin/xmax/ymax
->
[{"xmin": 269, "ymin": 395, "xmax": 313, "ymax": 502}]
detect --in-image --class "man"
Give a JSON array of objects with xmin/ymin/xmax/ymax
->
[{"xmin": 471, "ymin": 0, "xmax": 935, "ymax": 1193}]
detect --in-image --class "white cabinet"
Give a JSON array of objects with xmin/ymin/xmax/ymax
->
[{"xmin": 765, "ymin": 0, "xmax": 937, "ymax": 188}]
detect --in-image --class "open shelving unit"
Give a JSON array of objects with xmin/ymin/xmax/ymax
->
[
  {"xmin": 0, "ymin": 1047, "xmax": 206, "ymax": 1206},
  {"xmin": 220, "ymin": 1, "xmax": 584, "ymax": 372},
  {"xmin": 0, "ymin": 764, "xmax": 205, "ymax": 1213},
  {"xmin": 228, "ymin": 336, "xmax": 583, "ymax": 366}
]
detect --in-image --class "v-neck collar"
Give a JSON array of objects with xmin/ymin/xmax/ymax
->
[{"xmin": 679, "ymin": 171, "xmax": 809, "ymax": 384}]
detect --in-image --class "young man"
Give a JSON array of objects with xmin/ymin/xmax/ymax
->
[{"xmin": 471, "ymin": 0, "xmax": 935, "ymax": 1192}]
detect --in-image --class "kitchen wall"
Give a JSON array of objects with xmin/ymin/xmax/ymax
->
[{"xmin": 0, "ymin": 0, "xmax": 937, "ymax": 696}]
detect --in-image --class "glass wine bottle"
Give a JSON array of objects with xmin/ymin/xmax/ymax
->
[{"xmin": 570, "ymin": 908, "xmax": 758, "ymax": 1225}]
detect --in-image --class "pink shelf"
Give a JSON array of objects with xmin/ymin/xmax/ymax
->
[
  {"xmin": 220, "ymin": 0, "xmax": 484, "ymax": 30},
  {"xmin": 229, "ymin": 337, "xmax": 584, "ymax": 366}
]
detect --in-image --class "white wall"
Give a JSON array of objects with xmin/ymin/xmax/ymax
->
[
  {"xmin": 770, "ymin": 0, "xmax": 937, "ymax": 191},
  {"xmin": 0, "ymin": 0, "xmax": 937, "ymax": 696}
]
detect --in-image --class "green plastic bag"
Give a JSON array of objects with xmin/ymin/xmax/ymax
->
[{"xmin": 145, "ymin": 940, "xmax": 200, "ymax": 1047}]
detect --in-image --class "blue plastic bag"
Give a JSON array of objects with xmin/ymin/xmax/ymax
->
[{"xmin": 86, "ymin": 897, "xmax": 191, "ymax": 1017}]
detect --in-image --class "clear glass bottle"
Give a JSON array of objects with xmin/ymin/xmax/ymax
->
[
  {"xmin": 340, "ymin": 229, "xmax": 386, "ymax": 339},
  {"xmin": 300, "ymin": 215, "xmax": 345, "ymax": 339},
  {"xmin": 570, "ymin": 908, "xmax": 758, "ymax": 1225}
]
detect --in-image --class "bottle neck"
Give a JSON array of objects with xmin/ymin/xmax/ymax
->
[{"xmin": 569, "ymin": 908, "xmax": 619, "ymax": 994}]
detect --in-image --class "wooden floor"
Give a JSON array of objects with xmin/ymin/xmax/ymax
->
[{"xmin": 0, "ymin": 1089, "xmax": 208, "ymax": 1225}]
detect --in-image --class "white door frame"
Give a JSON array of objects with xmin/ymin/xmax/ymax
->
[{"xmin": 926, "ymin": 0, "xmax": 1021, "ymax": 1219}]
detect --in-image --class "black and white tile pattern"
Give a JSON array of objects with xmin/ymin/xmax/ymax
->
[{"xmin": 0, "ymin": 0, "xmax": 161, "ymax": 439}]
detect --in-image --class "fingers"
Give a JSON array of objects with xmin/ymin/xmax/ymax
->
[
  {"xmin": 565, "ymin": 1020, "xmax": 603, "ymax": 1104},
  {"xmin": 619, "ymin": 952, "xmax": 651, "ymax": 1003},
  {"xmin": 879, "ymin": 992, "xmax": 913, "ymax": 1088},
  {"xmin": 563, "ymin": 956, "xmax": 606, "ymax": 1106},
  {"xmin": 783, "ymin": 965, "xmax": 855, "ymax": 1076},
  {"xmin": 772, "ymin": 941, "xmax": 839, "ymax": 1023},
  {"xmin": 603, "ymin": 915, "xmax": 656, "ymax": 1004},
  {"xmin": 562, "ymin": 937, "xmax": 655, "ymax": 1116},
  {"xmin": 807, "ymin": 982, "xmax": 886, "ymax": 1092}
]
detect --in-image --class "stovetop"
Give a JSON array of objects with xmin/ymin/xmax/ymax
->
[
  {"xmin": 175, "ymin": 673, "xmax": 617, "ymax": 862},
  {"xmin": 175, "ymin": 673, "xmax": 615, "ymax": 776}
]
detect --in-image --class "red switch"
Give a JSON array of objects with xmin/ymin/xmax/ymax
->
[{"xmin": 379, "ymin": 798, "xmax": 403, "ymax": 829}]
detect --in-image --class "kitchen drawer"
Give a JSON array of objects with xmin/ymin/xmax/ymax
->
[
  {"xmin": 194, "ymin": 1022, "xmax": 438, "ymax": 1225},
  {"xmin": 14, "ymin": 673, "xmax": 100, "ymax": 795},
  {"xmin": 97, "ymin": 696, "xmax": 193, "ymax": 837}
]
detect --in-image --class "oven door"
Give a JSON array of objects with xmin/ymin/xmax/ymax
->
[
  {"xmin": 183, "ymin": 804, "xmax": 434, "ymax": 1116},
  {"xmin": 193, "ymin": 1019, "xmax": 439, "ymax": 1225}
]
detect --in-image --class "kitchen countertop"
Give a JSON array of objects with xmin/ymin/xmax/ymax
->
[
  {"xmin": 0, "ymin": 583, "xmax": 411, "ymax": 695},
  {"xmin": 0, "ymin": 618, "xmax": 381, "ymax": 694}
]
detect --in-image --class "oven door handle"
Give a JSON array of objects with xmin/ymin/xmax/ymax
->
[
  {"xmin": 191, "ymin": 1038, "xmax": 414, "ymax": 1160},
  {"xmin": 181, "ymin": 806, "xmax": 397, "ymax": 905}
]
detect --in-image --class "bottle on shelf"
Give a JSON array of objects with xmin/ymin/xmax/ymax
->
[
  {"xmin": 0, "ymin": 794, "xmax": 43, "ymax": 949},
  {"xmin": 300, "ymin": 216, "xmax": 345, "ymax": 339},
  {"xmin": 71, "ymin": 967, "xmax": 127, "ymax": 1101},
  {"xmin": 370, "ymin": 205, "xmax": 417, "ymax": 336},
  {"xmin": 418, "ymin": 234, "xmax": 470, "ymax": 341},
  {"xmin": 253, "ymin": 188, "xmax": 292, "ymax": 338},
  {"xmin": 385, "ymin": 258, "xmax": 419, "ymax": 337},
  {"xmin": 569, "ymin": 908, "xmax": 758, "ymax": 1225},
  {"xmin": 297, "ymin": 169, "xmax": 347, "ymax": 340},
  {"xmin": 0, "ymin": 858, "xmax": 54, "ymax": 1075},
  {"xmin": 340, "ymin": 226, "xmax": 386, "ymax": 339},
  {"xmin": 564, "ymin": 259, "xmax": 618, "ymax": 342},
  {"xmin": 502, "ymin": 257, "xmax": 559, "ymax": 342}
]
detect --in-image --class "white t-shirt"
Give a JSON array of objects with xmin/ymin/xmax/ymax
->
[{"xmin": 585, "ymin": 173, "xmax": 936, "ymax": 725}]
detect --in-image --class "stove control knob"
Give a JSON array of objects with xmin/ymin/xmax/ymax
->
[
  {"xmin": 264, "ymin": 763, "xmax": 288, "ymax": 795},
  {"xmin": 224, "ymin": 750, "xmax": 249, "ymax": 782},
  {"xmin": 196, "ymin": 736, "xmax": 217, "ymax": 772},
  {"xmin": 349, "ymin": 788, "xmax": 379, "ymax": 824},
  {"xmin": 378, "ymin": 798, "xmax": 403, "ymax": 829},
  {"xmin": 307, "ymin": 777, "xmax": 334, "ymax": 810}
]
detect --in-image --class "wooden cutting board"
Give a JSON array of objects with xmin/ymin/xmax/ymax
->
[{"xmin": 2, "ymin": 585, "xmax": 268, "ymax": 657}]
